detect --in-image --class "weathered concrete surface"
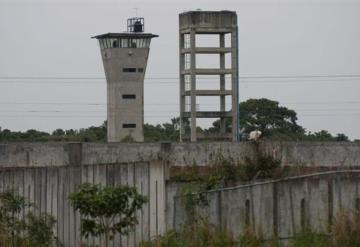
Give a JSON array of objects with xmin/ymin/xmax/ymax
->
[
  {"xmin": 172, "ymin": 171, "xmax": 360, "ymax": 240},
  {"xmin": 1, "ymin": 142, "xmax": 360, "ymax": 168},
  {"xmin": 260, "ymin": 142, "xmax": 360, "ymax": 167},
  {"xmin": 0, "ymin": 161, "xmax": 166, "ymax": 247},
  {"xmin": 0, "ymin": 142, "xmax": 79, "ymax": 168},
  {"xmin": 102, "ymin": 47, "xmax": 150, "ymax": 142},
  {"xmin": 94, "ymin": 32, "xmax": 158, "ymax": 143},
  {"xmin": 0, "ymin": 141, "xmax": 360, "ymax": 246},
  {"xmin": 179, "ymin": 10, "xmax": 239, "ymax": 142}
]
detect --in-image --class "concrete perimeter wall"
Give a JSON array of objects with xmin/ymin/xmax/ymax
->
[
  {"xmin": 1, "ymin": 142, "xmax": 360, "ymax": 168},
  {"xmin": 0, "ymin": 162, "xmax": 165, "ymax": 247},
  {"xmin": 0, "ymin": 141, "xmax": 360, "ymax": 246},
  {"xmin": 0, "ymin": 143, "xmax": 167, "ymax": 247},
  {"xmin": 173, "ymin": 171, "xmax": 360, "ymax": 240}
]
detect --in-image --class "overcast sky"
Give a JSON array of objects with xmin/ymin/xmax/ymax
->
[{"xmin": 0, "ymin": 0, "xmax": 359, "ymax": 139}]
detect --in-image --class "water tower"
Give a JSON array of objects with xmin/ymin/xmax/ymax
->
[
  {"xmin": 179, "ymin": 11, "xmax": 239, "ymax": 142},
  {"xmin": 92, "ymin": 18, "xmax": 158, "ymax": 142}
]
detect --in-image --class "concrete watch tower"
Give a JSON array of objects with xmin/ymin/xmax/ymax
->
[
  {"xmin": 179, "ymin": 11, "xmax": 239, "ymax": 142},
  {"xmin": 93, "ymin": 18, "xmax": 158, "ymax": 142}
]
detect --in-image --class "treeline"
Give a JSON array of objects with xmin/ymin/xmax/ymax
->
[
  {"xmin": 0, "ymin": 98, "xmax": 356, "ymax": 142},
  {"xmin": 0, "ymin": 123, "xmax": 107, "ymax": 142}
]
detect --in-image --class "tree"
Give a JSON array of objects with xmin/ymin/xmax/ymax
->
[
  {"xmin": 239, "ymin": 98, "xmax": 305, "ymax": 137},
  {"xmin": 52, "ymin": 129, "xmax": 65, "ymax": 136},
  {"xmin": 144, "ymin": 117, "xmax": 187, "ymax": 142},
  {"xmin": 208, "ymin": 98, "xmax": 305, "ymax": 139},
  {"xmin": 69, "ymin": 183, "xmax": 147, "ymax": 246},
  {"xmin": 335, "ymin": 133, "xmax": 349, "ymax": 142},
  {"xmin": 307, "ymin": 130, "xmax": 334, "ymax": 141}
]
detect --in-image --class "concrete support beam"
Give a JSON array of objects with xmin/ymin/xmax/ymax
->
[
  {"xmin": 183, "ymin": 111, "xmax": 232, "ymax": 118},
  {"xmin": 181, "ymin": 47, "xmax": 232, "ymax": 54},
  {"xmin": 179, "ymin": 33, "xmax": 185, "ymax": 142},
  {"xmin": 184, "ymin": 90, "xmax": 232, "ymax": 96},
  {"xmin": 220, "ymin": 33, "xmax": 226, "ymax": 134},
  {"xmin": 179, "ymin": 28, "xmax": 233, "ymax": 34},
  {"xmin": 181, "ymin": 68, "xmax": 232, "ymax": 75},
  {"xmin": 190, "ymin": 28, "xmax": 197, "ymax": 142},
  {"xmin": 231, "ymin": 26, "xmax": 239, "ymax": 142}
]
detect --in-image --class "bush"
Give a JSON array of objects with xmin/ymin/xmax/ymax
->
[
  {"xmin": 0, "ymin": 189, "xmax": 58, "ymax": 247},
  {"xmin": 290, "ymin": 227, "xmax": 329, "ymax": 247},
  {"xmin": 19, "ymin": 212, "xmax": 58, "ymax": 247},
  {"xmin": 240, "ymin": 156, "xmax": 282, "ymax": 181}
]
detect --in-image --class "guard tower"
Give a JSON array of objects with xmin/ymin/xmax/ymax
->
[
  {"xmin": 179, "ymin": 11, "xmax": 239, "ymax": 142},
  {"xmin": 92, "ymin": 18, "xmax": 158, "ymax": 142}
]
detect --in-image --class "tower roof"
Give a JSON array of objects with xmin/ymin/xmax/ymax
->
[{"xmin": 92, "ymin": 33, "xmax": 158, "ymax": 39}]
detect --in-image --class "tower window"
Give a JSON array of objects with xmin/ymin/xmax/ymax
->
[
  {"xmin": 138, "ymin": 68, "xmax": 144, "ymax": 73},
  {"xmin": 123, "ymin": 68, "xmax": 137, "ymax": 73},
  {"xmin": 122, "ymin": 94, "xmax": 136, "ymax": 99},
  {"xmin": 123, "ymin": 124, "xmax": 136, "ymax": 128}
]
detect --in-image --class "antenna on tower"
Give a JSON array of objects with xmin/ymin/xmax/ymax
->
[{"xmin": 134, "ymin": 7, "xmax": 139, "ymax": 17}]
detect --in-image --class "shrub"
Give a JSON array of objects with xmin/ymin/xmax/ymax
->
[
  {"xmin": 290, "ymin": 227, "xmax": 330, "ymax": 247},
  {"xmin": 0, "ymin": 189, "xmax": 58, "ymax": 247},
  {"xmin": 19, "ymin": 212, "xmax": 58, "ymax": 247},
  {"xmin": 69, "ymin": 183, "xmax": 147, "ymax": 246},
  {"xmin": 239, "ymin": 156, "xmax": 282, "ymax": 181}
]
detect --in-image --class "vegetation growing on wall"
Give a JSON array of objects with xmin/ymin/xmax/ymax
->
[
  {"xmin": 170, "ymin": 155, "xmax": 283, "ymax": 184},
  {"xmin": 173, "ymin": 154, "xmax": 284, "ymax": 225},
  {"xmin": 0, "ymin": 189, "xmax": 58, "ymax": 247},
  {"xmin": 140, "ymin": 211, "xmax": 360, "ymax": 247}
]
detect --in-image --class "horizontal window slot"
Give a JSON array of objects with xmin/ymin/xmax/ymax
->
[
  {"xmin": 122, "ymin": 94, "xmax": 136, "ymax": 99},
  {"xmin": 123, "ymin": 123, "xmax": 136, "ymax": 128},
  {"xmin": 123, "ymin": 68, "xmax": 137, "ymax": 73}
]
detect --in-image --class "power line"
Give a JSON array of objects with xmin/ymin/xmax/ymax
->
[
  {"xmin": 0, "ymin": 100, "xmax": 360, "ymax": 105},
  {"xmin": 1, "ymin": 81, "xmax": 359, "ymax": 84},
  {"xmin": 1, "ymin": 74, "xmax": 360, "ymax": 80},
  {"xmin": 0, "ymin": 74, "xmax": 360, "ymax": 84},
  {"xmin": 1, "ymin": 113, "xmax": 360, "ymax": 118},
  {"xmin": 2, "ymin": 108, "xmax": 360, "ymax": 113}
]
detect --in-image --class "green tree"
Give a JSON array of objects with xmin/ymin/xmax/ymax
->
[
  {"xmin": 69, "ymin": 183, "xmax": 147, "ymax": 246},
  {"xmin": 144, "ymin": 117, "xmax": 187, "ymax": 142},
  {"xmin": 239, "ymin": 98, "xmax": 304, "ymax": 137},
  {"xmin": 208, "ymin": 98, "xmax": 305, "ymax": 139},
  {"xmin": 306, "ymin": 130, "xmax": 334, "ymax": 141},
  {"xmin": 52, "ymin": 129, "xmax": 65, "ymax": 136},
  {"xmin": 335, "ymin": 133, "xmax": 349, "ymax": 142}
]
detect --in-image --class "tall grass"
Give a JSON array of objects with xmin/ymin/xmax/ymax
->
[
  {"xmin": 141, "ymin": 211, "xmax": 360, "ymax": 247},
  {"xmin": 140, "ymin": 219, "xmax": 235, "ymax": 247}
]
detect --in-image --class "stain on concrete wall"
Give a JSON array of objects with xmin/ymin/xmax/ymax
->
[{"xmin": 172, "ymin": 171, "xmax": 360, "ymax": 239}]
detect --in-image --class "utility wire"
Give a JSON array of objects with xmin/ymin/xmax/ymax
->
[
  {"xmin": 1, "ymin": 101, "xmax": 360, "ymax": 106},
  {"xmin": 1, "ymin": 113, "xmax": 360, "ymax": 118},
  {"xmin": 2, "ymin": 108, "xmax": 360, "ymax": 113},
  {"xmin": 1, "ymin": 74, "xmax": 360, "ymax": 80},
  {"xmin": 0, "ymin": 74, "xmax": 360, "ymax": 84}
]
